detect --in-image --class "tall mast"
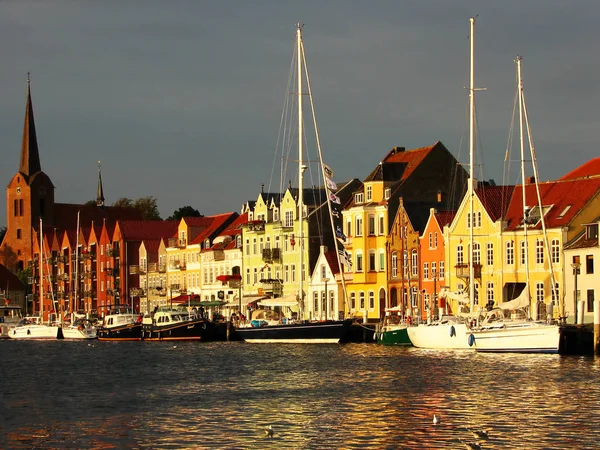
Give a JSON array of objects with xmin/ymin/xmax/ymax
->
[
  {"xmin": 74, "ymin": 210, "xmax": 80, "ymax": 317},
  {"xmin": 39, "ymin": 218, "xmax": 44, "ymax": 320},
  {"xmin": 468, "ymin": 17, "xmax": 476, "ymax": 313},
  {"xmin": 297, "ymin": 23, "xmax": 305, "ymax": 319}
]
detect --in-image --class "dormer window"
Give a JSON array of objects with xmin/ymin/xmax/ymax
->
[
  {"xmin": 236, "ymin": 235, "xmax": 242, "ymax": 248},
  {"xmin": 204, "ymin": 239, "xmax": 211, "ymax": 249},
  {"xmin": 586, "ymin": 223, "xmax": 599, "ymax": 240},
  {"xmin": 248, "ymin": 211, "xmax": 254, "ymax": 221},
  {"xmin": 366, "ymin": 185, "xmax": 372, "ymax": 202},
  {"xmin": 273, "ymin": 207, "xmax": 279, "ymax": 222},
  {"xmin": 384, "ymin": 188, "xmax": 391, "ymax": 200},
  {"xmin": 355, "ymin": 193, "xmax": 364, "ymax": 204}
]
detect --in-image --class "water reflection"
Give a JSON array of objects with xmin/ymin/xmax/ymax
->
[{"xmin": 1, "ymin": 341, "xmax": 599, "ymax": 449}]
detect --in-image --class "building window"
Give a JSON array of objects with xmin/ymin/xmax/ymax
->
[
  {"xmin": 587, "ymin": 289, "xmax": 595, "ymax": 313},
  {"xmin": 350, "ymin": 292, "xmax": 356, "ymax": 310},
  {"xmin": 473, "ymin": 242, "xmax": 481, "ymax": 265},
  {"xmin": 457, "ymin": 245, "xmax": 464, "ymax": 265},
  {"xmin": 379, "ymin": 214, "xmax": 385, "ymax": 235},
  {"xmin": 368, "ymin": 215, "xmax": 375, "ymax": 235},
  {"xmin": 429, "ymin": 233, "xmax": 433, "ymax": 248},
  {"xmin": 384, "ymin": 188, "xmax": 391, "ymax": 200},
  {"xmin": 536, "ymin": 282, "xmax": 544, "ymax": 303},
  {"xmin": 284, "ymin": 210, "xmax": 294, "ymax": 227},
  {"xmin": 423, "ymin": 262, "xmax": 429, "ymax": 280},
  {"xmin": 431, "ymin": 261, "xmax": 437, "ymax": 279},
  {"xmin": 359, "ymin": 291, "xmax": 365, "ymax": 309},
  {"xmin": 506, "ymin": 241, "xmax": 514, "ymax": 265},
  {"xmin": 252, "ymin": 238, "xmax": 257, "ymax": 255},
  {"xmin": 366, "ymin": 185, "xmax": 372, "ymax": 201},
  {"xmin": 355, "ymin": 216, "xmax": 363, "ymax": 236},
  {"xmin": 434, "ymin": 232, "xmax": 438, "ymax": 248},
  {"xmin": 368, "ymin": 251, "xmax": 376, "ymax": 271},
  {"xmin": 291, "ymin": 265, "xmax": 296, "ymax": 283},
  {"xmin": 486, "ymin": 282, "xmax": 494, "ymax": 304},
  {"xmin": 379, "ymin": 250, "xmax": 385, "ymax": 271},
  {"xmin": 411, "ymin": 250, "xmax": 418, "ymax": 277},
  {"xmin": 586, "ymin": 255, "xmax": 594, "ymax": 274},
  {"xmin": 551, "ymin": 239, "xmax": 560, "ymax": 264},
  {"xmin": 536, "ymin": 239, "xmax": 544, "ymax": 265},
  {"xmin": 439, "ymin": 261, "xmax": 445, "ymax": 279},
  {"xmin": 391, "ymin": 252, "xmax": 398, "ymax": 277},
  {"xmin": 486, "ymin": 243, "xmax": 494, "ymax": 266},
  {"xmin": 346, "ymin": 218, "xmax": 352, "ymax": 237},
  {"xmin": 368, "ymin": 291, "xmax": 375, "ymax": 310},
  {"xmin": 551, "ymin": 282, "xmax": 560, "ymax": 306},
  {"xmin": 356, "ymin": 252, "xmax": 363, "ymax": 272},
  {"xmin": 477, "ymin": 211, "xmax": 482, "ymax": 228},
  {"xmin": 16, "ymin": 229, "xmax": 22, "ymax": 239},
  {"xmin": 355, "ymin": 193, "xmax": 364, "ymax": 204},
  {"xmin": 467, "ymin": 213, "xmax": 471, "ymax": 229},
  {"xmin": 520, "ymin": 241, "xmax": 527, "ymax": 265}
]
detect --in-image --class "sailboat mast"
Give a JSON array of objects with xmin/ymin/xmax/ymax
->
[
  {"xmin": 74, "ymin": 210, "xmax": 80, "ymax": 317},
  {"xmin": 468, "ymin": 16, "xmax": 476, "ymax": 313},
  {"xmin": 297, "ymin": 24, "xmax": 305, "ymax": 319},
  {"xmin": 39, "ymin": 218, "xmax": 44, "ymax": 321},
  {"xmin": 517, "ymin": 56, "xmax": 531, "ymax": 316}
]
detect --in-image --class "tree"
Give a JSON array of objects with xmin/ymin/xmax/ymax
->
[
  {"xmin": 112, "ymin": 197, "xmax": 134, "ymax": 209},
  {"xmin": 167, "ymin": 206, "xmax": 203, "ymax": 221},
  {"xmin": 134, "ymin": 196, "xmax": 162, "ymax": 220},
  {"xmin": 0, "ymin": 226, "xmax": 6, "ymax": 246},
  {"xmin": 111, "ymin": 197, "xmax": 161, "ymax": 220}
]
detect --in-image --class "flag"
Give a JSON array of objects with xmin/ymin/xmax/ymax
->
[
  {"xmin": 338, "ymin": 249, "xmax": 352, "ymax": 270},
  {"xmin": 335, "ymin": 225, "xmax": 346, "ymax": 243},
  {"xmin": 323, "ymin": 164, "xmax": 334, "ymax": 179},
  {"xmin": 325, "ymin": 177, "xmax": 337, "ymax": 190},
  {"xmin": 329, "ymin": 192, "xmax": 341, "ymax": 204}
]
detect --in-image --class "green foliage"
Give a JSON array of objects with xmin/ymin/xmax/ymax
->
[
  {"xmin": 16, "ymin": 266, "xmax": 32, "ymax": 292},
  {"xmin": 167, "ymin": 206, "xmax": 203, "ymax": 221},
  {"xmin": 111, "ymin": 197, "xmax": 162, "ymax": 220}
]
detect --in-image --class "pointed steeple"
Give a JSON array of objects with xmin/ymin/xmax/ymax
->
[
  {"xmin": 19, "ymin": 74, "xmax": 42, "ymax": 177},
  {"xmin": 96, "ymin": 160, "xmax": 105, "ymax": 208}
]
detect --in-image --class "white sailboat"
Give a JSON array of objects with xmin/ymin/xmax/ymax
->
[
  {"xmin": 62, "ymin": 211, "xmax": 97, "ymax": 339},
  {"xmin": 467, "ymin": 56, "xmax": 562, "ymax": 353},
  {"xmin": 235, "ymin": 24, "xmax": 352, "ymax": 343},
  {"xmin": 9, "ymin": 219, "xmax": 63, "ymax": 339},
  {"xmin": 407, "ymin": 17, "xmax": 480, "ymax": 350}
]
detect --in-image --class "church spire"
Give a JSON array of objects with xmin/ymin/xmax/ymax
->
[
  {"xmin": 19, "ymin": 74, "xmax": 42, "ymax": 177},
  {"xmin": 96, "ymin": 160, "xmax": 105, "ymax": 208}
]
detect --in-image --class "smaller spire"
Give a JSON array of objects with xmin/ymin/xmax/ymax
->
[{"xmin": 96, "ymin": 160, "xmax": 105, "ymax": 208}]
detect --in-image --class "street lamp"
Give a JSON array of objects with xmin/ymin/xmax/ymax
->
[{"xmin": 572, "ymin": 262, "xmax": 581, "ymax": 324}]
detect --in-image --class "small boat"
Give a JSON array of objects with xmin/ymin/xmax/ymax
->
[
  {"xmin": 62, "ymin": 318, "xmax": 98, "ymax": 340},
  {"xmin": 8, "ymin": 315, "xmax": 63, "ymax": 340},
  {"xmin": 97, "ymin": 306, "xmax": 143, "ymax": 341},
  {"xmin": 375, "ymin": 307, "xmax": 412, "ymax": 346},
  {"xmin": 141, "ymin": 308, "xmax": 218, "ymax": 341},
  {"xmin": 407, "ymin": 316, "xmax": 472, "ymax": 350},
  {"xmin": 0, "ymin": 304, "xmax": 24, "ymax": 339}
]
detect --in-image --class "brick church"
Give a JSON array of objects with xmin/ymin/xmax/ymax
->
[{"xmin": 0, "ymin": 79, "xmax": 142, "ymax": 272}]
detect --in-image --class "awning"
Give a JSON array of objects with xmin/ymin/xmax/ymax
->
[
  {"xmin": 171, "ymin": 294, "xmax": 200, "ymax": 304},
  {"xmin": 223, "ymin": 301, "xmax": 241, "ymax": 307},
  {"xmin": 258, "ymin": 295, "xmax": 298, "ymax": 307},
  {"xmin": 199, "ymin": 301, "xmax": 226, "ymax": 307}
]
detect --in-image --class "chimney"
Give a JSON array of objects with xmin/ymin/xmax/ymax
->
[
  {"xmin": 526, "ymin": 176, "xmax": 536, "ymax": 184},
  {"xmin": 392, "ymin": 146, "xmax": 406, "ymax": 153},
  {"xmin": 437, "ymin": 190, "xmax": 442, "ymax": 203}
]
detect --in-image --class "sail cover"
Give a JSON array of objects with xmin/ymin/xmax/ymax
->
[
  {"xmin": 499, "ymin": 286, "xmax": 530, "ymax": 310},
  {"xmin": 438, "ymin": 288, "xmax": 469, "ymax": 305}
]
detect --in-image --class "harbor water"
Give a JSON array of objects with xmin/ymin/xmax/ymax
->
[{"xmin": 1, "ymin": 340, "xmax": 599, "ymax": 449}]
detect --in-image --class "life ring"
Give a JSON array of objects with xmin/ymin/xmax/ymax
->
[
  {"xmin": 468, "ymin": 333, "xmax": 475, "ymax": 347},
  {"xmin": 78, "ymin": 325, "xmax": 84, "ymax": 330},
  {"xmin": 449, "ymin": 325, "xmax": 456, "ymax": 337}
]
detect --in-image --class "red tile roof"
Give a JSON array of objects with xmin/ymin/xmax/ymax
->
[
  {"xmin": 193, "ymin": 213, "xmax": 238, "ymax": 247},
  {"xmin": 475, "ymin": 185, "xmax": 515, "ymax": 222},
  {"xmin": 504, "ymin": 178, "xmax": 600, "ymax": 231},
  {"xmin": 560, "ymin": 158, "xmax": 600, "ymax": 180},
  {"xmin": 54, "ymin": 203, "xmax": 142, "ymax": 230},
  {"xmin": 324, "ymin": 249, "xmax": 341, "ymax": 275},
  {"xmin": 116, "ymin": 220, "xmax": 179, "ymax": 241},
  {"xmin": 435, "ymin": 210, "xmax": 457, "ymax": 228},
  {"xmin": 364, "ymin": 142, "xmax": 438, "ymax": 183}
]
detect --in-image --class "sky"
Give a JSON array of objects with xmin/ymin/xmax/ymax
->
[{"xmin": 1, "ymin": 1, "xmax": 599, "ymax": 228}]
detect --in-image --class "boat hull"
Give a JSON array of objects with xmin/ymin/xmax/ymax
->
[
  {"xmin": 376, "ymin": 325, "xmax": 412, "ymax": 346},
  {"xmin": 141, "ymin": 319, "xmax": 216, "ymax": 341},
  {"xmin": 469, "ymin": 323, "xmax": 562, "ymax": 353},
  {"xmin": 62, "ymin": 326, "xmax": 98, "ymax": 340},
  {"xmin": 407, "ymin": 322, "xmax": 472, "ymax": 350},
  {"xmin": 97, "ymin": 323, "xmax": 143, "ymax": 341},
  {"xmin": 235, "ymin": 319, "xmax": 353, "ymax": 343},
  {"xmin": 8, "ymin": 325, "xmax": 63, "ymax": 340}
]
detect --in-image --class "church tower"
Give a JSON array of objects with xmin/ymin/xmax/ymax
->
[{"xmin": 0, "ymin": 77, "xmax": 55, "ymax": 270}]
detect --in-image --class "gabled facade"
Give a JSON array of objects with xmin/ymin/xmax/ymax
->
[
  {"xmin": 342, "ymin": 142, "xmax": 468, "ymax": 322},
  {"xmin": 308, "ymin": 245, "xmax": 345, "ymax": 320},
  {"xmin": 419, "ymin": 208, "xmax": 455, "ymax": 321}
]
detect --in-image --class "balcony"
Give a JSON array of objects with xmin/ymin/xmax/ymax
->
[
  {"xmin": 260, "ymin": 278, "xmax": 283, "ymax": 296},
  {"xmin": 129, "ymin": 265, "xmax": 139, "ymax": 275},
  {"xmin": 167, "ymin": 238, "xmax": 187, "ymax": 248},
  {"xmin": 213, "ymin": 249, "xmax": 225, "ymax": 261},
  {"xmin": 105, "ymin": 268, "xmax": 120, "ymax": 277},
  {"xmin": 147, "ymin": 262, "xmax": 158, "ymax": 272},
  {"xmin": 158, "ymin": 263, "xmax": 166, "ymax": 273},
  {"xmin": 82, "ymin": 251, "xmax": 96, "ymax": 260},
  {"xmin": 455, "ymin": 263, "xmax": 482, "ymax": 279},
  {"xmin": 56, "ymin": 255, "xmax": 66, "ymax": 263},
  {"xmin": 169, "ymin": 261, "xmax": 186, "ymax": 270},
  {"xmin": 129, "ymin": 288, "xmax": 145, "ymax": 297},
  {"xmin": 59, "ymin": 273, "xmax": 69, "ymax": 281},
  {"xmin": 107, "ymin": 247, "xmax": 120, "ymax": 257},
  {"xmin": 153, "ymin": 287, "xmax": 167, "ymax": 297},
  {"xmin": 246, "ymin": 220, "xmax": 266, "ymax": 233},
  {"xmin": 262, "ymin": 247, "xmax": 281, "ymax": 263}
]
